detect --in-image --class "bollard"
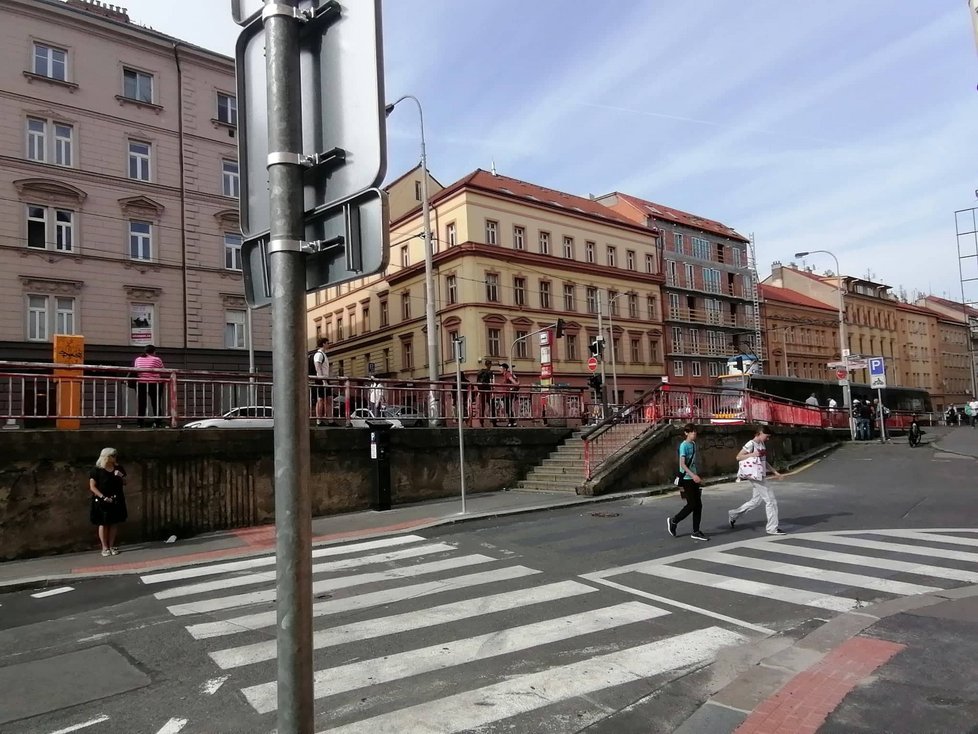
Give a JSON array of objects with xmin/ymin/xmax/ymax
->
[{"xmin": 370, "ymin": 421, "xmax": 392, "ymax": 511}]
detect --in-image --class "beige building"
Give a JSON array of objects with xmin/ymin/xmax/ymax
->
[
  {"xmin": 0, "ymin": 0, "xmax": 270, "ymax": 370},
  {"xmin": 307, "ymin": 168, "xmax": 667, "ymax": 402},
  {"xmin": 758, "ymin": 284, "xmax": 838, "ymax": 379},
  {"xmin": 915, "ymin": 295, "xmax": 977, "ymax": 405}
]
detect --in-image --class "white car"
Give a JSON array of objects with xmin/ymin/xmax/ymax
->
[
  {"xmin": 350, "ymin": 408, "xmax": 403, "ymax": 429},
  {"xmin": 184, "ymin": 406, "xmax": 273, "ymax": 429}
]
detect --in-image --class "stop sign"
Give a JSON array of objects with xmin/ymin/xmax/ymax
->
[
  {"xmin": 835, "ymin": 367, "xmax": 848, "ymax": 380},
  {"xmin": 587, "ymin": 356, "xmax": 598, "ymax": 372}
]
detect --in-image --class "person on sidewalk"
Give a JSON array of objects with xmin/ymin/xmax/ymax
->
[
  {"xmin": 805, "ymin": 393, "xmax": 819, "ymax": 407},
  {"xmin": 728, "ymin": 425, "xmax": 785, "ymax": 535},
  {"xmin": 310, "ymin": 338, "xmax": 331, "ymax": 426},
  {"xmin": 668, "ymin": 424, "xmax": 708, "ymax": 541},
  {"xmin": 88, "ymin": 447, "xmax": 128, "ymax": 556}
]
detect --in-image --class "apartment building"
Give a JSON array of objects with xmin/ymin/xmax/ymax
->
[
  {"xmin": 916, "ymin": 294, "xmax": 978, "ymax": 402},
  {"xmin": 758, "ymin": 284, "xmax": 838, "ymax": 379},
  {"xmin": 306, "ymin": 169, "xmax": 667, "ymax": 403},
  {"xmin": 595, "ymin": 193, "xmax": 755, "ymax": 386},
  {"xmin": 0, "ymin": 0, "xmax": 270, "ymax": 370}
]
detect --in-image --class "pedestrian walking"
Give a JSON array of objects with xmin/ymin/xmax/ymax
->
[
  {"xmin": 500, "ymin": 363, "xmax": 520, "ymax": 426},
  {"xmin": 88, "ymin": 447, "xmax": 128, "ymax": 556},
  {"xmin": 728, "ymin": 426, "xmax": 785, "ymax": 535},
  {"xmin": 475, "ymin": 360, "xmax": 495, "ymax": 426},
  {"xmin": 667, "ymin": 424, "xmax": 708, "ymax": 541},
  {"xmin": 805, "ymin": 393, "xmax": 819, "ymax": 407},
  {"xmin": 133, "ymin": 344, "xmax": 165, "ymax": 428}
]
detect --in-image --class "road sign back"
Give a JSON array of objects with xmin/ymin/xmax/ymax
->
[{"xmin": 235, "ymin": 0, "xmax": 387, "ymax": 240}]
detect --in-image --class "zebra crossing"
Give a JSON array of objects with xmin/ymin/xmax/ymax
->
[
  {"xmin": 583, "ymin": 528, "xmax": 978, "ymax": 630},
  {"xmin": 141, "ymin": 534, "xmax": 747, "ymax": 732}
]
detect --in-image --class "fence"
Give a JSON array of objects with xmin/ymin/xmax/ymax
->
[{"xmin": 0, "ymin": 361, "xmax": 587, "ymax": 428}]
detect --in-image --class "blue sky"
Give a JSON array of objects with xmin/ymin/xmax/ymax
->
[{"xmin": 122, "ymin": 0, "xmax": 978, "ymax": 301}]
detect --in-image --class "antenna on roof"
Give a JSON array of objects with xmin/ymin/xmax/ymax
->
[{"xmin": 490, "ymin": 158, "xmax": 497, "ymax": 176}]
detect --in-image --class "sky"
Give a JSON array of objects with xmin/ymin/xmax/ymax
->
[{"xmin": 118, "ymin": 0, "xmax": 978, "ymax": 302}]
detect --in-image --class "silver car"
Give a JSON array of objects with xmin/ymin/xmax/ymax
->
[{"xmin": 184, "ymin": 406, "xmax": 273, "ymax": 429}]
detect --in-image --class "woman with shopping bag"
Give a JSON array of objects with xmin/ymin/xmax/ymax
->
[{"xmin": 727, "ymin": 425, "xmax": 785, "ymax": 535}]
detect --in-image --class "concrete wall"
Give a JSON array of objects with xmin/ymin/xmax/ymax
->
[{"xmin": 0, "ymin": 427, "xmax": 572, "ymax": 560}]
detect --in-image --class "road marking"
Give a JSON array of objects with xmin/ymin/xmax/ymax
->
[
  {"xmin": 635, "ymin": 564, "xmax": 860, "ymax": 612},
  {"xmin": 210, "ymin": 580, "xmax": 600, "ymax": 669},
  {"xmin": 581, "ymin": 576, "xmax": 774, "ymax": 634},
  {"xmin": 734, "ymin": 542, "xmax": 978, "ymax": 583},
  {"xmin": 243, "ymin": 600, "xmax": 670, "ymax": 714},
  {"xmin": 809, "ymin": 535, "xmax": 978, "ymax": 562},
  {"xmin": 321, "ymin": 626, "xmax": 746, "ymax": 734},
  {"xmin": 31, "ymin": 586, "xmax": 75, "ymax": 599},
  {"xmin": 154, "ymin": 542, "xmax": 457, "ymax": 599},
  {"xmin": 699, "ymin": 552, "xmax": 942, "ymax": 596},
  {"xmin": 154, "ymin": 718, "xmax": 188, "ymax": 734},
  {"xmin": 185, "ymin": 565, "xmax": 540, "ymax": 639},
  {"xmin": 140, "ymin": 534, "xmax": 426, "ymax": 584},
  {"xmin": 166, "ymin": 553, "xmax": 497, "ymax": 617},
  {"xmin": 878, "ymin": 529, "xmax": 978, "ymax": 548},
  {"xmin": 46, "ymin": 715, "xmax": 110, "ymax": 734},
  {"xmin": 199, "ymin": 675, "xmax": 229, "ymax": 695}
]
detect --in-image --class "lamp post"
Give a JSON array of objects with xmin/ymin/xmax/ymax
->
[
  {"xmin": 795, "ymin": 250, "xmax": 854, "ymax": 439},
  {"xmin": 387, "ymin": 95, "xmax": 439, "ymax": 424},
  {"xmin": 606, "ymin": 291, "xmax": 628, "ymax": 407}
]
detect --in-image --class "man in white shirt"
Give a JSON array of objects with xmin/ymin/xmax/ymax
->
[
  {"xmin": 728, "ymin": 425, "xmax": 785, "ymax": 535},
  {"xmin": 805, "ymin": 393, "xmax": 819, "ymax": 407},
  {"xmin": 969, "ymin": 398, "xmax": 978, "ymax": 428},
  {"xmin": 312, "ymin": 338, "xmax": 330, "ymax": 426},
  {"xmin": 828, "ymin": 397, "xmax": 838, "ymax": 410}
]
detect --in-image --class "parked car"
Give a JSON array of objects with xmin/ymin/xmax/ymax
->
[
  {"xmin": 382, "ymin": 405, "xmax": 427, "ymax": 427},
  {"xmin": 184, "ymin": 406, "xmax": 273, "ymax": 429},
  {"xmin": 350, "ymin": 408, "xmax": 403, "ymax": 429}
]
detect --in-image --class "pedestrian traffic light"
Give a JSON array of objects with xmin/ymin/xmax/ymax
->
[
  {"xmin": 555, "ymin": 318, "xmax": 566, "ymax": 338},
  {"xmin": 589, "ymin": 336, "xmax": 604, "ymax": 357},
  {"xmin": 588, "ymin": 374, "xmax": 603, "ymax": 392}
]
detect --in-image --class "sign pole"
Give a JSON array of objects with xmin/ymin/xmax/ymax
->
[
  {"xmin": 263, "ymin": 1, "xmax": 313, "ymax": 730},
  {"xmin": 877, "ymin": 387, "xmax": 887, "ymax": 444},
  {"xmin": 454, "ymin": 338, "xmax": 466, "ymax": 514}
]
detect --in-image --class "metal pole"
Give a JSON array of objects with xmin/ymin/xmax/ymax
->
[
  {"xmin": 246, "ymin": 306, "xmax": 256, "ymax": 405},
  {"xmin": 596, "ymin": 291, "xmax": 608, "ymax": 416},
  {"xmin": 781, "ymin": 327, "xmax": 789, "ymax": 377},
  {"xmin": 455, "ymin": 341, "xmax": 466, "ymax": 513},
  {"xmin": 264, "ymin": 1, "xmax": 313, "ymax": 731},
  {"xmin": 389, "ymin": 95, "xmax": 440, "ymax": 425},
  {"xmin": 607, "ymin": 294, "xmax": 619, "ymax": 409}
]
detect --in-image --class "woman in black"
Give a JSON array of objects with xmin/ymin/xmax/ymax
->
[{"xmin": 89, "ymin": 447, "xmax": 128, "ymax": 557}]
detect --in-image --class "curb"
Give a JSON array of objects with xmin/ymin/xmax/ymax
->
[
  {"xmin": 0, "ymin": 447, "xmax": 833, "ymax": 592},
  {"xmin": 676, "ymin": 583, "xmax": 978, "ymax": 733}
]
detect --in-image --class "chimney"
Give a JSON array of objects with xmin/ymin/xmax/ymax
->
[{"xmin": 65, "ymin": 0, "xmax": 131, "ymax": 23}]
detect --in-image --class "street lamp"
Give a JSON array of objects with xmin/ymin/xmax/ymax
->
[
  {"xmin": 795, "ymin": 250, "xmax": 854, "ymax": 439},
  {"xmin": 606, "ymin": 291, "xmax": 628, "ymax": 406},
  {"xmin": 387, "ymin": 95, "xmax": 439, "ymax": 423}
]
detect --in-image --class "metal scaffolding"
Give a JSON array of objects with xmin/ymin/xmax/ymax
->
[{"xmin": 954, "ymin": 206, "xmax": 978, "ymax": 396}]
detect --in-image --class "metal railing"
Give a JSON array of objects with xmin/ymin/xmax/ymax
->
[{"xmin": 0, "ymin": 360, "xmax": 588, "ymax": 428}]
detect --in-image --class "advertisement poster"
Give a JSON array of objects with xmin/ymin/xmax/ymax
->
[{"xmin": 130, "ymin": 303, "xmax": 154, "ymax": 345}]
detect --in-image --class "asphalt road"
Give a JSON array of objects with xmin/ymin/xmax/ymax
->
[{"xmin": 2, "ymin": 434, "xmax": 977, "ymax": 734}]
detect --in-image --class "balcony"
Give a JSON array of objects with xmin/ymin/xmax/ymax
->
[
  {"xmin": 668, "ymin": 342, "xmax": 736, "ymax": 358},
  {"xmin": 667, "ymin": 306, "xmax": 757, "ymax": 329}
]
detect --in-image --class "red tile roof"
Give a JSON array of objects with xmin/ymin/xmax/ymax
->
[
  {"xmin": 759, "ymin": 284, "xmax": 836, "ymax": 311},
  {"xmin": 409, "ymin": 169, "xmax": 650, "ymax": 234},
  {"xmin": 609, "ymin": 192, "xmax": 749, "ymax": 242},
  {"xmin": 919, "ymin": 294, "xmax": 978, "ymax": 318}
]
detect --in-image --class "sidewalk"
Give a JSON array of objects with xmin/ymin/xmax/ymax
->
[
  {"xmin": 0, "ymin": 486, "xmax": 663, "ymax": 591},
  {"xmin": 933, "ymin": 424, "xmax": 978, "ymax": 459},
  {"xmin": 676, "ymin": 583, "xmax": 978, "ymax": 734}
]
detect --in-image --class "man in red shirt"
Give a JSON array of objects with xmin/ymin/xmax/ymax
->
[{"xmin": 133, "ymin": 345, "xmax": 166, "ymax": 428}]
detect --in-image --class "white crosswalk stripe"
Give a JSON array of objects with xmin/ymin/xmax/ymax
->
[{"xmin": 144, "ymin": 528, "xmax": 974, "ymax": 732}]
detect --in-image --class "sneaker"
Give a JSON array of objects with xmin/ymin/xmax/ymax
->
[
  {"xmin": 110, "ymin": 548, "xmax": 120, "ymax": 555},
  {"xmin": 316, "ymin": 420, "xmax": 325, "ymax": 427},
  {"xmin": 728, "ymin": 515, "xmax": 737, "ymax": 529},
  {"xmin": 101, "ymin": 549, "xmax": 111, "ymax": 557},
  {"xmin": 690, "ymin": 531, "xmax": 710, "ymax": 542},
  {"xmin": 667, "ymin": 518, "xmax": 677, "ymax": 537},
  {"xmin": 768, "ymin": 528, "xmax": 787, "ymax": 535}
]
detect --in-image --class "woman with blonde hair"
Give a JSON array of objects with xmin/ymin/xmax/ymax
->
[{"xmin": 88, "ymin": 448, "xmax": 128, "ymax": 556}]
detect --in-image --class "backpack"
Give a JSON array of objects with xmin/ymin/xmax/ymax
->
[{"xmin": 308, "ymin": 350, "xmax": 319, "ymax": 377}]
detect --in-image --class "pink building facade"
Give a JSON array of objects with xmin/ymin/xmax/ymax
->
[{"xmin": 0, "ymin": 0, "xmax": 270, "ymax": 370}]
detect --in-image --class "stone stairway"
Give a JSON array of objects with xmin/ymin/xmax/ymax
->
[{"xmin": 515, "ymin": 432, "xmax": 587, "ymax": 492}]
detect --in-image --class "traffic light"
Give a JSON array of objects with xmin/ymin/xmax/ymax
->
[
  {"xmin": 555, "ymin": 318, "xmax": 566, "ymax": 338},
  {"xmin": 589, "ymin": 336, "xmax": 604, "ymax": 357},
  {"xmin": 588, "ymin": 374, "xmax": 603, "ymax": 393}
]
